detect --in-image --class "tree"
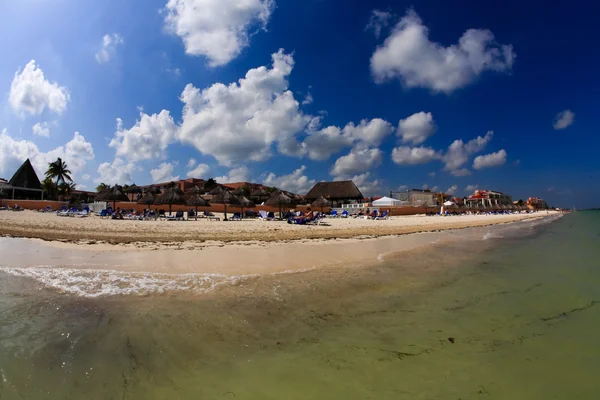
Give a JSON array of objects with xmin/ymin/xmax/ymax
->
[
  {"xmin": 517, "ymin": 199, "xmax": 524, "ymax": 206},
  {"xmin": 96, "ymin": 183, "xmax": 108, "ymax": 193},
  {"xmin": 42, "ymin": 177, "xmax": 58, "ymax": 200},
  {"xmin": 205, "ymin": 178, "xmax": 217, "ymax": 191},
  {"xmin": 45, "ymin": 157, "xmax": 72, "ymax": 187},
  {"xmin": 59, "ymin": 182, "xmax": 77, "ymax": 198}
]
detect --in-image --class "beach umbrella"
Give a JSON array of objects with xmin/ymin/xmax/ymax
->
[
  {"xmin": 207, "ymin": 185, "xmax": 225, "ymax": 196},
  {"xmin": 137, "ymin": 191, "xmax": 156, "ymax": 209},
  {"xmin": 311, "ymin": 196, "xmax": 331, "ymax": 214},
  {"xmin": 210, "ymin": 189, "xmax": 240, "ymax": 221},
  {"xmin": 265, "ymin": 190, "xmax": 296, "ymax": 220},
  {"xmin": 126, "ymin": 183, "xmax": 142, "ymax": 201},
  {"xmin": 186, "ymin": 186, "xmax": 210, "ymax": 220},
  {"xmin": 236, "ymin": 195, "xmax": 255, "ymax": 219},
  {"xmin": 95, "ymin": 185, "xmax": 130, "ymax": 209},
  {"xmin": 232, "ymin": 187, "xmax": 246, "ymax": 196},
  {"xmin": 250, "ymin": 187, "xmax": 268, "ymax": 203},
  {"xmin": 155, "ymin": 183, "xmax": 185, "ymax": 216}
]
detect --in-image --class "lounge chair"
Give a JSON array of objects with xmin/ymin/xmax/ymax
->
[
  {"xmin": 259, "ymin": 210, "xmax": 274, "ymax": 221},
  {"xmin": 329, "ymin": 210, "xmax": 339, "ymax": 218},
  {"xmin": 374, "ymin": 210, "xmax": 389, "ymax": 220},
  {"xmin": 203, "ymin": 210, "xmax": 220, "ymax": 221},
  {"xmin": 341, "ymin": 210, "xmax": 349, "ymax": 218},
  {"xmin": 231, "ymin": 212, "xmax": 242, "ymax": 221},
  {"xmin": 166, "ymin": 211, "xmax": 185, "ymax": 221}
]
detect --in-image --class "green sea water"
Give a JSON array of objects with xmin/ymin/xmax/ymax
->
[{"xmin": 0, "ymin": 212, "xmax": 599, "ymax": 399}]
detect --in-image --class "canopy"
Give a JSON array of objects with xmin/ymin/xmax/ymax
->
[
  {"xmin": 443, "ymin": 200, "xmax": 455, "ymax": 206},
  {"xmin": 372, "ymin": 196, "xmax": 402, "ymax": 207}
]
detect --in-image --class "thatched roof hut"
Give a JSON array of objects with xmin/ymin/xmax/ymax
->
[
  {"xmin": 311, "ymin": 196, "xmax": 331, "ymax": 212},
  {"xmin": 207, "ymin": 186, "xmax": 225, "ymax": 196},
  {"xmin": 236, "ymin": 195, "xmax": 255, "ymax": 218},
  {"xmin": 126, "ymin": 183, "xmax": 142, "ymax": 201},
  {"xmin": 210, "ymin": 189, "xmax": 239, "ymax": 221},
  {"xmin": 155, "ymin": 184, "xmax": 186, "ymax": 215},
  {"xmin": 137, "ymin": 191, "xmax": 156, "ymax": 207},
  {"xmin": 265, "ymin": 190, "xmax": 295, "ymax": 219},
  {"xmin": 305, "ymin": 181, "xmax": 363, "ymax": 202},
  {"xmin": 96, "ymin": 185, "xmax": 130, "ymax": 208},
  {"xmin": 186, "ymin": 187, "xmax": 210, "ymax": 220}
]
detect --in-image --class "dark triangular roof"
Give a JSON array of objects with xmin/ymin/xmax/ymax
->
[
  {"xmin": 9, "ymin": 159, "xmax": 42, "ymax": 190},
  {"xmin": 305, "ymin": 181, "xmax": 363, "ymax": 201}
]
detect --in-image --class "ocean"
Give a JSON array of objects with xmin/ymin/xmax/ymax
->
[{"xmin": 0, "ymin": 212, "xmax": 598, "ymax": 399}]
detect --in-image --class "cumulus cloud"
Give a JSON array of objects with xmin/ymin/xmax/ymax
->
[
  {"xmin": 391, "ymin": 146, "xmax": 441, "ymax": 165},
  {"xmin": 9, "ymin": 60, "xmax": 70, "ymax": 116},
  {"xmin": 472, "ymin": 149, "xmax": 507, "ymax": 170},
  {"xmin": 365, "ymin": 10, "xmax": 395, "ymax": 38},
  {"xmin": 95, "ymin": 33, "xmax": 124, "ymax": 63},
  {"xmin": 32, "ymin": 122, "xmax": 50, "ymax": 137},
  {"xmin": 0, "ymin": 130, "xmax": 94, "ymax": 180},
  {"xmin": 150, "ymin": 162, "xmax": 179, "ymax": 183},
  {"xmin": 187, "ymin": 158, "xmax": 197, "ymax": 168},
  {"xmin": 187, "ymin": 163, "xmax": 210, "ymax": 178},
  {"xmin": 465, "ymin": 184, "xmax": 478, "ymax": 192},
  {"xmin": 397, "ymin": 111, "xmax": 436, "ymax": 145},
  {"xmin": 370, "ymin": 10, "xmax": 515, "ymax": 93},
  {"xmin": 443, "ymin": 131, "xmax": 493, "ymax": 175},
  {"xmin": 335, "ymin": 172, "xmax": 382, "ymax": 197},
  {"xmin": 553, "ymin": 109, "xmax": 575, "ymax": 130},
  {"xmin": 95, "ymin": 158, "xmax": 137, "ymax": 185},
  {"xmin": 446, "ymin": 185, "xmax": 458, "ymax": 195},
  {"xmin": 164, "ymin": 0, "xmax": 274, "ymax": 67},
  {"xmin": 428, "ymin": 171, "xmax": 436, "ymax": 177},
  {"xmin": 81, "ymin": 174, "xmax": 91, "ymax": 181},
  {"xmin": 263, "ymin": 165, "xmax": 316, "ymax": 194},
  {"xmin": 330, "ymin": 148, "xmax": 383, "ymax": 176},
  {"xmin": 302, "ymin": 92, "xmax": 313, "ymax": 105},
  {"xmin": 109, "ymin": 110, "xmax": 178, "ymax": 162},
  {"xmin": 214, "ymin": 166, "xmax": 251, "ymax": 183}
]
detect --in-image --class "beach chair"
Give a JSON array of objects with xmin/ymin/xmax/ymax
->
[
  {"xmin": 203, "ymin": 210, "xmax": 220, "ymax": 221},
  {"xmin": 374, "ymin": 210, "xmax": 389, "ymax": 220},
  {"xmin": 231, "ymin": 212, "xmax": 242, "ymax": 221},
  {"xmin": 259, "ymin": 210, "xmax": 274, "ymax": 221},
  {"xmin": 341, "ymin": 210, "xmax": 349, "ymax": 218},
  {"xmin": 167, "ymin": 211, "xmax": 185, "ymax": 221},
  {"xmin": 329, "ymin": 210, "xmax": 339, "ymax": 218}
]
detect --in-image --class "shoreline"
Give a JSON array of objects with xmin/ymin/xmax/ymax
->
[{"xmin": 0, "ymin": 209, "xmax": 555, "ymax": 248}]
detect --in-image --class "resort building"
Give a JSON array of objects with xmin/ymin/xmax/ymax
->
[
  {"xmin": 465, "ymin": 189, "xmax": 513, "ymax": 208},
  {"xmin": 390, "ymin": 189, "xmax": 436, "ymax": 206},
  {"xmin": 0, "ymin": 159, "xmax": 44, "ymax": 200},
  {"xmin": 305, "ymin": 181, "xmax": 364, "ymax": 206},
  {"xmin": 527, "ymin": 197, "xmax": 549, "ymax": 209}
]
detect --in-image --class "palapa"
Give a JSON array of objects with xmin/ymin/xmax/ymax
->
[
  {"xmin": 265, "ymin": 190, "xmax": 295, "ymax": 219},
  {"xmin": 186, "ymin": 186, "xmax": 210, "ymax": 220},
  {"xmin": 95, "ymin": 185, "xmax": 130, "ymax": 209},
  {"xmin": 126, "ymin": 183, "xmax": 142, "ymax": 201},
  {"xmin": 137, "ymin": 191, "xmax": 156, "ymax": 208},
  {"xmin": 250, "ymin": 187, "xmax": 268, "ymax": 203},
  {"xmin": 210, "ymin": 189, "xmax": 240, "ymax": 221},
  {"xmin": 311, "ymin": 196, "xmax": 331, "ymax": 213},
  {"xmin": 155, "ymin": 184, "xmax": 186, "ymax": 216},
  {"xmin": 236, "ymin": 195, "xmax": 255, "ymax": 219}
]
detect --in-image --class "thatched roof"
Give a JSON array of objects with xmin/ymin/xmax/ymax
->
[
  {"xmin": 265, "ymin": 190, "xmax": 295, "ymax": 206},
  {"xmin": 232, "ymin": 187, "xmax": 246, "ymax": 196},
  {"xmin": 311, "ymin": 196, "xmax": 331, "ymax": 208},
  {"xmin": 137, "ymin": 191, "xmax": 156, "ymax": 205},
  {"xmin": 155, "ymin": 185, "xmax": 186, "ymax": 205},
  {"xmin": 9, "ymin": 159, "xmax": 42, "ymax": 190},
  {"xmin": 237, "ymin": 195, "xmax": 255, "ymax": 208},
  {"xmin": 96, "ymin": 185, "xmax": 130, "ymax": 202},
  {"xmin": 305, "ymin": 181, "xmax": 363, "ymax": 201},
  {"xmin": 207, "ymin": 186, "xmax": 225, "ymax": 195},
  {"xmin": 210, "ymin": 189, "xmax": 240, "ymax": 205},
  {"xmin": 186, "ymin": 193, "xmax": 210, "ymax": 207},
  {"xmin": 126, "ymin": 183, "xmax": 142, "ymax": 194},
  {"xmin": 250, "ymin": 187, "xmax": 267, "ymax": 197}
]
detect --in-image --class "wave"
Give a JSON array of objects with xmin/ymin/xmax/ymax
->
[{"xmin": 0, "ymin": 266, "xmax": 259, "ymax": 298}]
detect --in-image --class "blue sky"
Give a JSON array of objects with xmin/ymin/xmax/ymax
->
[{"xmin": 0, "ymin": 0, "xmax": 598, "ymax": 208}]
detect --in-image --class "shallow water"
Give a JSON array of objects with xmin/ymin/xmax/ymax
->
[{"xmin": 0, "ymin": 212, "xmax": 598, "ymax": 399}]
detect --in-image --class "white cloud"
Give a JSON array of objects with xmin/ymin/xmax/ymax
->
[
  {"xmin": 335, "ymin": 172, "xmax": 382, "ymax": 197},
  {"xmin": 370, "ymin": 10, "xmax": 515, "ymax": 93},
  {"xmin": 553, "ymin": 109, "xmax": 575, "ymax": 130},
  {"xmin": 428, "ymin": 171, "xmax": 436, "ymax": 177},
  {"xmin": 9, "ymin": 60, "xmax": 70, "ymax": 116},
  {"xmin": 95, "ymin": 33, "xmax": 124, "ymax": 63},
  {"xmin": 465, "ymin": 184, "xmax": 478, "ymax": 192},
  {"xmin": 150, "ymin": 162, "xmax": 179, "ymax": 183},
  {"xmin": 472, "ymin": 149, "xmax": 507, "ymax": 170},
  {"xmin": 32, "ymin": 122, "xmax": 50, "ymax": 137},
  {"xmin": 365, "ymin": 10, "xmax": 394, "ymax": 38},
  {"xmin": 263, "ymin": 165, "xmax": 316, "ymax": 194},
  {"xmin": 178, "ymin": 50, "xmax": 313, "ymax": 166},
  {"xmin": 304, "ymin": 118, "xmax": 394, "ymax": 160},
  {"xmin": 187, "ymin": 163, "xmax": 210, "ymax": 178},
  {"xmin": 187, "ymin": 158, "xmax": 197, "ymax": 168},
  {"xmin": 397, "ymin": 184, "xmax": 408, "ymax": 191},
  {"xmin": 81, "ymin": 174, "xmax": 91, "ymax": 181},
  {"xmin": 0, "ymin": 130, "xmax": 94, "ymax": 180},
  {"xmin": 397, "ymin": 111, "xmax": 436, "ymax": 145},
  {"xmin": 109, "ymin": 110, "xmax": 178, "ymax": 162},
  {"xmin": 302, "ymin": 92, "xmax": 313, "ymax": 105},
  {"xmin": 214, "ymin": 166, "xmax": 251, "ymax": 183},
  {"xmin": 446, "ymin": 185, "xmax": 458, "ymax": 195},
  {"xmin": 431, "ymin": 185, "xmax": 439, "ymax": 192},
  {"xmin": 331, "ymin": 148, "xmax": 383, "ymax": 176},
  {"xmin": 95, "ymin": 158, "xmax": 137, "ymax": 185},
  {"xmin": 443, "ymin": 131, "xmax": 493, "ymax": 174},
  {"xmin": 164, "ymin": 0, "xmax": 274, "ymax": 67},
  {"xmin": 391, "ymin": 146, "xmax": 441, "ymax": 165}
]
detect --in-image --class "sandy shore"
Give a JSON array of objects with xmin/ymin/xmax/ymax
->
[{"xmin": 0, "ymin": 210, "xmax": 554, "ymax": 248}]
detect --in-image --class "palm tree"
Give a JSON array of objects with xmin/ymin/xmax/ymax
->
[
  {"xmin": 45, "ymin": 157, "xmax": 72, "ymax": 186},
  {"xmin": 42, "ymin": 177, "xmax": 58, "ymax": 201},
  {"xmin": 59, "ymin": 182, "xmax": 77, "ymax": 198},
  {"xmin": 96, "ymin": 183, "xmax": 108, "ymax": 193}
]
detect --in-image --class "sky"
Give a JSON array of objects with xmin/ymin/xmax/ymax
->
[{"xmin": 0, "ymin": 0, "xmax": 598, "ymax": 208}]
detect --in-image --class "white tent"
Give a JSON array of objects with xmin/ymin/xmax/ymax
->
[
  {"xmin": 443, "ymin": 200, "xmax": 455, "ymax": 206},
  {"xmin": 372, "ymin": 196, "xmax": 403, "ymax": 207}
]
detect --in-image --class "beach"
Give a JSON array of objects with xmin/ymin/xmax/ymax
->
[{"xmin": 0, "ymin": 209, "xmax": 553, "ymax": 247}]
